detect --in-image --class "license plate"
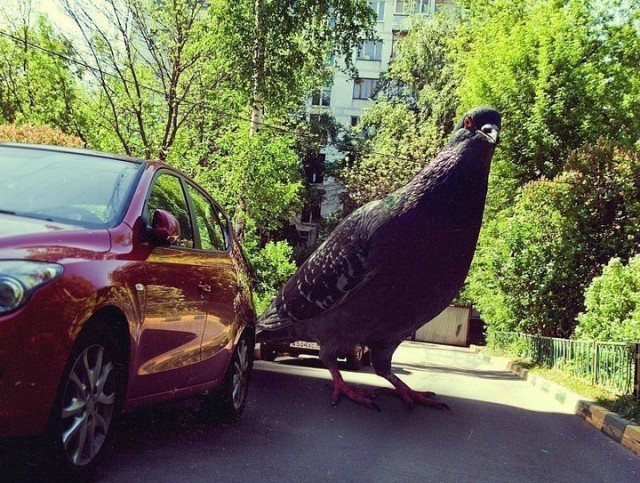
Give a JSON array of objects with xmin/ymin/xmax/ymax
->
[{"xmin": 290, "ymin": 340, "xmax": 320, "ymax": 350}]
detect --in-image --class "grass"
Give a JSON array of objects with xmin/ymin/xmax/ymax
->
[{"xmin": 479, "ymin": 347, "xmax": 640, "ymax": 423}]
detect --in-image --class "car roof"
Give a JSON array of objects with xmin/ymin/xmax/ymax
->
[{"xmin": 0, "ymin": 142, "xmax": 146, "ymax": 164}]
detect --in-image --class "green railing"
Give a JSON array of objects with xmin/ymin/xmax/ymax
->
[{"xmin": 488, "ymin": 332, "xmax": 639, "ymax": 398}]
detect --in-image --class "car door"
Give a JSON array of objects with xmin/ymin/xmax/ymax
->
[
  {"xmin": 184, "ymin": 183, "xmax": 238, "ymax": 383},
  {"xmin": 128, "ymin": 171, "xmax": 210, "ymax": 398}
]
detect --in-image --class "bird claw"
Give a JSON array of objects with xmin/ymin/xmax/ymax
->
[
  {"xmin": 378, "ymin": 386, "xmax": 450, "ymax": 411},
  {"xmin": 375, "ymin": 387, "xmax": 437, "ymax": 400},
  {"xmin": 331, "ymin": 381, "xmax": 379, "ymax": 411}
]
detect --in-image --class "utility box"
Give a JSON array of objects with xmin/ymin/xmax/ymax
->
[{"xmin": 414, "ymin": 305, "xmax": 472, "ymax": 346}]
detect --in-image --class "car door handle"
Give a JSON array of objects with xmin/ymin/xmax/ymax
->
[{"xmin": 198, "ymin": 281, "xmax": 212, "ymax": 293}]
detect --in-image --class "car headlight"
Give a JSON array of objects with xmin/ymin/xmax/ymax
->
[{"xmin": 0, "ymin": 261, "xmax": 63, "ymax": 314}]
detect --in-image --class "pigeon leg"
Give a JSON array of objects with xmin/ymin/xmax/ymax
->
[
  {"xmin": 380, "ymin": 372, "xmax": 450, "ymax": 411},
  {"xmin": 328, "ymin": 365, "xmax": 379, "ymax": 411}
]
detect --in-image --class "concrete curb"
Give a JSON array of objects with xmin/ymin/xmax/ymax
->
[{"xmin": 469, "ymin": 345, "xmax": 640, "ymax": 456}]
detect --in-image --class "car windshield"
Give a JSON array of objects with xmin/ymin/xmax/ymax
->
[{"xmin": 0, "ymin": 146, "xmax": 142, "ymax": 228}]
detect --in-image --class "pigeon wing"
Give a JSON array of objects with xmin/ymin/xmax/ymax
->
[{"xmin": 258, "ymin": 201, "xmax": 384, "ymax": 330}]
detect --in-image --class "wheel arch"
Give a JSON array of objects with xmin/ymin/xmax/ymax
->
[{"xmin": 82, "ymin": 305, "xmax": 131, "ymax": 368}]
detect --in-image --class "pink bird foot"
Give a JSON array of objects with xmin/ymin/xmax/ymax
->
[
  {"xmin": 380, "ymin": 373, "xmax": 450, "ymax": 411},
  {"xmin": 329, "ymin": 365, "xmax": 380, "ymax": 411}
]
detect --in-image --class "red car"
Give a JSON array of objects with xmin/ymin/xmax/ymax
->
[{"xmin": 0, "ymin": 143, "xmax": 256, "ymax": 479}]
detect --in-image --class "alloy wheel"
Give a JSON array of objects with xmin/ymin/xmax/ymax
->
[
  {"xmin": 60, "ymin": 344, "xmax": 116, "ymax": 466},
  {"xmin": 232, "ymin": 339, "xmax": 250, "ymax": 410}
]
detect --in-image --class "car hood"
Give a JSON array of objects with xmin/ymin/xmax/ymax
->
[{"xmin": 0, "ymin": 213, "xmax": 111, "ymax": 261}]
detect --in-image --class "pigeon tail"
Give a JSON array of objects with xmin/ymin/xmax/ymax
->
[{"xmin": 257, "ymin": 299, "xmax": 290, "ymax": 328}]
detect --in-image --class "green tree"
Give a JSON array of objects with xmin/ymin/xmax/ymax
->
[
  {"xmin": 389, "ymin": 11, "xmax": 461, "ymax": 134},
  {"xmin": 456, "ymin": 0, "xmax": 640, "ymax": 187},
  {"xmin": 207, "ymin": 0, "xmax": 375, "ymax": 133},
  {"xmin": 0, "ymin": 3, "xmax": 82, "ymax": 134},
  {"xmin": 192, "ymin": 126, "xmax": 304, "ymax": 238},
  {"xmin": 62, "ymin": 0, "xmax": 222, "ymax": 160},
  {"xmin": 342, "ymin": 99, "xmax": 426, "ymax": 205}
]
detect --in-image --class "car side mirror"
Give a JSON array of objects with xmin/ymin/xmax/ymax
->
[{"xmin": 150, "ymin": 209, "xmax": 180, "ymax": 246}]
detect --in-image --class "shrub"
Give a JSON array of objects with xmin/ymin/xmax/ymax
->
[
  {"xmin": 469, "ymin": 141, "xmax": 640, "ymax": 338},
  {"xmin": 574, "ymin": 256, "xmax": 640, "ymax": 342},
  {"xmin": 0, "ymin": 122, "xmax": 83, "ymax": 147}
]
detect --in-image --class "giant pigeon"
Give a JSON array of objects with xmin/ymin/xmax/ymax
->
[{"xmin": 257, "ymin": 107, "xmax": 501, "ymax": 410}]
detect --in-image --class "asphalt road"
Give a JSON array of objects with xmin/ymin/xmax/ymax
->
[
  {"xmin": 93, "ymin": 342, "xmax": 640, "ymax": 482},
  {"xmin": 4, "ymin": 342, "xmax": 640, "ymax": 482}
]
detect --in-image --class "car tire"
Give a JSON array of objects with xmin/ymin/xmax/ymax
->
[
  {"xmin": 345, "ymin": 344, "xmax": 364, "ymax": 371},
  {"xmin": 202, "ymin": 328, "xmax": 254, "ymax": 423},
  {"xmin": 260, "ymin": 343, "xmax": 278, "ymax": 362},
  {"xmin": 44, "ymin": 324, "xmax": 125, "ymax": 481},
  {"xmin": 362, "ymin": 348, "xmax": 371, "ymax": 367}
]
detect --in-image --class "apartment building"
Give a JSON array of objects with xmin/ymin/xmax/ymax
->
[{"xmin": 295, "ymin": 1, "xmax": 452, "ymax": 245}]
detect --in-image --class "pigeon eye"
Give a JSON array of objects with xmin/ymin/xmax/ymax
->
[{"xmin": 463, "ymin": 116, "xmax": 473, "ymax": 129}]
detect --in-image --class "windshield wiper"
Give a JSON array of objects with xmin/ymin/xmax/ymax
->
[{"xmin": 0, "ymin": 209, "xmax": 53, "ymax": 222}]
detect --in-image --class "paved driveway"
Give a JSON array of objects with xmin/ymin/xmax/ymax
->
[{"xmin": 92, "ymin": 342, "xmax": 640, "ymax": 482}]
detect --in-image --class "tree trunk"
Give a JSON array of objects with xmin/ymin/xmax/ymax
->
[
  {"xmin": 249, "ymin": 0, "xmax": 265, "ymax": 136},
  {"xmin": 236, "ymin": 0, "xmax": 265, "ymax": 241}
]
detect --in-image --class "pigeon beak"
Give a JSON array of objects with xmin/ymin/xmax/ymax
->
[{"xmin": 479, "ymin": 124, "xmax": 500, "ymax": 145}]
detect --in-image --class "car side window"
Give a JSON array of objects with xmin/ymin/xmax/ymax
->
[
  {"xmin": 186, "ymin": 184, "xmax": 227, "ymax": 251},
  {"xmin": 146, "ymin": 174, "xmax": 194, "ymax": 249}
]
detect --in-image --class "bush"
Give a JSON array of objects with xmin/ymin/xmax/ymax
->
[
  {"xmin": 574, "ymin": 256, "xmax": 640, "ymax": 342},
  {"xmin": 468, "ymin": 175, "xmax": 583, "ymax": 337},
  {"xmin": 245, "ymin": 239, "xmax": 297, "ymax": 314},
  {"xmin": 0, "ymin": 122, "xmax": 83, "ymax": 147},
  {"xmin": 469, "ymin": 141, "xmax": 640, "ymax": 338}
]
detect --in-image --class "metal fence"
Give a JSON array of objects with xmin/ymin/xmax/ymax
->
[{"xmin": 488, "ymin": 331, "xmax": 640, "ymax": 398}]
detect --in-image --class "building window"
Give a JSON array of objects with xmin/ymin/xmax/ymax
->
[
  {"xmin": 391, "ymin": 30, "xmax": 406, "ymax": 58},
  {"xmin": 311, "ymin": 87, "xmax": 331, "ymax": 106},
  {"xmin": 395, "ymin": 0, "xmax": 430, "ymax": 15},
  {"xmin": 351, "ymin": 116, "xmax": 359, "ymax": 127},
  {"xmin": 357, "ymin": 40, "xmax": 383, "ymax": 61},
  {"xmin": 353, "ymin": 78, "xmax": 378, "ymax": 100},
  {"xmin": 368, "ymin": 0, "xmax": 385, "ymax": 20}
]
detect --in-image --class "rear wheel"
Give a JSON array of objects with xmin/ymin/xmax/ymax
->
[
  {"xmin": 259, "ymin": 343, "xmax": 278, "ymax": 362},
  {"xmin": 45, "ymin": 325, "xmax": 125, "ymax": 481},
  {"xmin": 363, "ymin": 347, "xmax": 371, "ymax": 366},
  {"xmin": 345, "ymin": 344, "xmax": 364, "ymax": 371},
  {"xmin": 202, "ymin": 329, "xmax": 254, "ymax": 423}
]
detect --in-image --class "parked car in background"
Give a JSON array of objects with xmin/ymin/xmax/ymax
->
[
  {"xmin": 0, "ymin": 143, "xmax": 256, "ymax": 480},
  {"xmin": 260, "ymin": 340, "xmax": 370, "ymax": 370}
]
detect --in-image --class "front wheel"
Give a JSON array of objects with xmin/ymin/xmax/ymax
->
[
  {"xmin": 45, "ymin": 325, "xmax": 124, "ymax": 481},
  {"xmin": 202, "ymin": 329, "xmax": 254, "ymax": 423}
]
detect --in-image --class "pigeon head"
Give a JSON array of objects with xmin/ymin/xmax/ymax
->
[{"xmin": 452, "ymin": 107, "xmax": 501, "ymax": 146}]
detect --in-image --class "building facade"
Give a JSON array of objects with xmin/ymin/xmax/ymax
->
[{"xmin": 296, "ymin": 1, "xmax": 452, "ymax": 244}]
